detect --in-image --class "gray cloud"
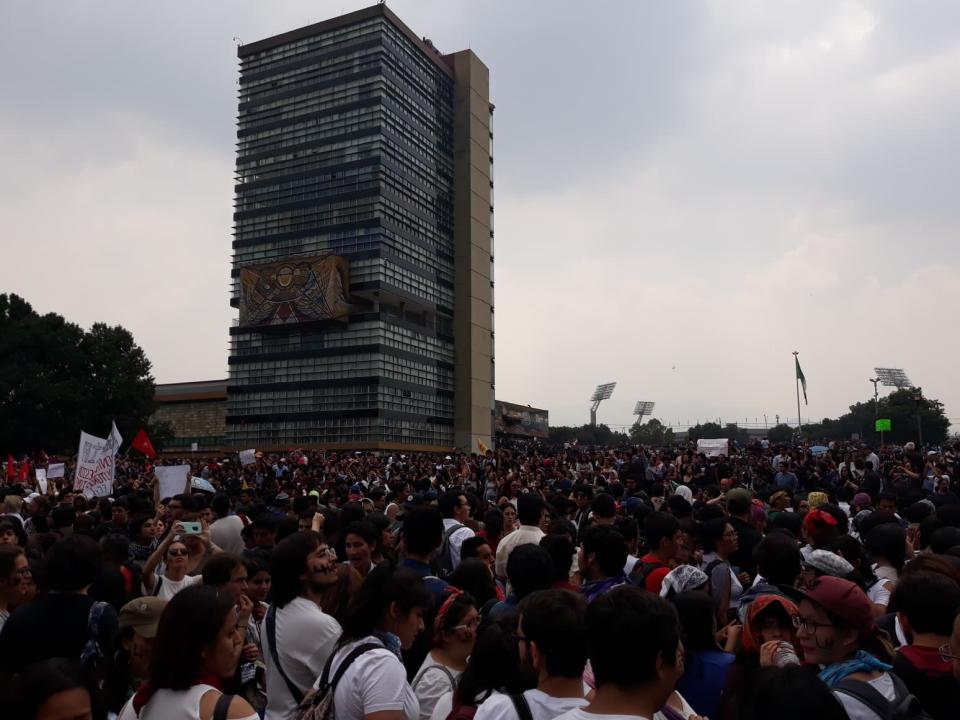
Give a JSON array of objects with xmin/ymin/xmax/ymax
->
[{"xmin": 1, "ymin": 1, "xmax": 957, "ymax": 431}]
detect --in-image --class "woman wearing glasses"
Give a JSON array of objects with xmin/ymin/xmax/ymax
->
[
  {"xmin": 141, "ymin": 526, "xmax": 205, "ymax": 600},
  {"xmin": 413, "ymin": 590, "xmax": 479, "ymax": 720},
  {"xmin": 789, "ymin": 576, "xmax": 916, "ymax": 720}
]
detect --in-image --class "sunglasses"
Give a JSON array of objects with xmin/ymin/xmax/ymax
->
[{"xmin": 168, "ymin": 548, "xmax": 189, "ymax": 557}]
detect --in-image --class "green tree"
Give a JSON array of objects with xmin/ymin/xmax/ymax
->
[
  {"xmin": 687, "ymin": 422, "xmax": 722, "ymax": 443},
  {"xmin": 766, "ymin": 424, "xmax": 795, "ymax": 444},
  {"xmin": 549, "ymin": 424, "xmax": 630, "ymax": 446},
  {"xmin": 630, "ymin": 418, "xmax": 675, "ymax": 446},
  {"xmin": 0, "ymin": 294, "xmax": 157, "ymax": 454},
  {"xmin": 802, "ymin": 389, "xmax": 948, "ymax": 445}
]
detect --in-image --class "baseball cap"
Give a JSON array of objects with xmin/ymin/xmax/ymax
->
[
  {"xmin": 725, "ymin": 487, "xmax": 753, "ymax": 514},
  {"xmin": 119, "ymin": 597, "xmax": 167, "ymax": 638},
  {"xmin": 786, "ymin": 576, "xmax": 874, "ymax": 639},
  {"xmin": 852, "ymin": 492, "xmax": 872, "ymax": 509}
]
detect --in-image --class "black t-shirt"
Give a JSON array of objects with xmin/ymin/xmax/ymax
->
[{"xmin": 0, "ymin": 592, "xmax": 119, "ymax": 673}]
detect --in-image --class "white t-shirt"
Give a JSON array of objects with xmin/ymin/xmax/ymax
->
[
  {"xmin": 653, "ymin": 692, "xmax": 696, "ymax": 720},
  {"xmin": 553, "ymin": 710, "xmax": 650, "ymax": 720},
  {"xmin": 475, "ymin": 688, "xmax": 588, "ymax": 720},
  {"xmin": 413, "ymin": 652, "xmax": 462, "ymax": 720},
  {"xmin": 867, "ymin": 578, "xmax": 892, "ymax": 607},
  {"xmin": 443, "ymin": 518, "xmax": 476, "ymax": 570},
  {"xmin": 142, "ymin": 573, "xmax": 201, "ymax": 600},
  {"xmin": 210, "ymin": 515, "xmax": 245, "ymax": 555},
  {"xmin": 494, "ymin": 525, "xmax": 545, "ymax": 578},
  {"xmin": 326, "ymin": 636, "xmax": 419, "ymax": 720},
  {"xmin": 118, "ymin": 684, "xmax": 259, "ymax": 720},
  {"xmin": 264, "ymin": 597, "xmax": 341, "ymax": 720},
  {"xmin": 430, "ymin": 691, "xmax": 455, "ymax": 720},
  {"xmin": 834, "ymin": 673, "xmax": 896, "ymax": 720}
]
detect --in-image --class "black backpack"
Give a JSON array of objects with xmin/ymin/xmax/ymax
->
[
  {"xmin": 834, "ymin": 672, "xmax": 934, "ymax": 720},
  {"xmin": 630, "ymin": 559, "xmax": 667, "ymax": 589},
  {"xmin": 435, "ymin": 523, "xmax": 465, "ymax": 578}
]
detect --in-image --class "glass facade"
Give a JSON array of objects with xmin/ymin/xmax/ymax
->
[{"xmin": 228, "ymin": 12, "xmax": 458, "ymax": 447}]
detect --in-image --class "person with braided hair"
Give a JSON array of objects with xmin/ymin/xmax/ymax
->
[{"xmin": 413, "ymin": 589, "xmax": 479, "ymax": 720}]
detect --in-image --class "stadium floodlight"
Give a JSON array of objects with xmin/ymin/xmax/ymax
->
[
  {"xmin": 589, "ymin": 382, "xmax": 617, "ymax": 426},
  {"xmin": 591, "ymin": 383, "xmax": 617, "ymax": 402},
  {"xmin": 874, "ymin": 368, "xmax": 913, "ymax": 389},
  {"xmin": 633, "ymin": 401, "xmax": 656, "ymax": 419}
]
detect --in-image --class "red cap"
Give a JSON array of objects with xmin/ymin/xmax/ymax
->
[{"xmin": 788, "ymin": 576, "xmax": 874, "ymax": 639}]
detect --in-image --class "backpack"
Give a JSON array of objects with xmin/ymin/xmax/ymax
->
[
  {"xmin": 412, "ymin": 663, "xmax": 457, "ymax": 694},
  {"xmin": 834, "ymin": 672, "xmax": 934, "ymax": 720},
  {"xmin": 631, "ymin": 559, "xmax": 668, "ymax": 589},
  {"xmin": 266, "ymin": 605, "xmax": 305, "ymax": 705},
  {"xmin": 295, "ymin": 642, "xmax": 380, "ymax": 720},
  {"xmin": 508, "ymin": 693, "xmax": 533, "ymax": 720},
  {"xmin": 435, "ymin": 523, "xmax": 466, "ymax": 578}
]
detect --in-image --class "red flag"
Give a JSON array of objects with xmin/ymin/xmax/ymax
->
[
  {"xmin": 17, "ymin": 458, "xmax": 30, "ymax": 483},
  {"xmin": 131, "ymin": 428, "xmax": 157, "ymax": 459},
  {"xmin": 5, "ymin": 455, "xmax": 14, "ymax": 480}
]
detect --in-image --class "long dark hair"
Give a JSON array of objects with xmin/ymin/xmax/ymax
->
[
  {"xmin": 671, "ymin": 591, "xmax": 720, "ymax": 652},
  {"xmin": 448, "ymin": 559, "xmax": 497, "ymax": 606},
  {"xmin": 454, "ymin": 614, "xmax": 531, "ymax": 705},
  {"xmin": 270, "ymin": 530, "xmax": 321, "ymax": 608},
  {"xmin": 14, "ymin": 658, "xmax": 106, "ymax": 720},
  {"xmin": 149, "ymin": 585, "xmax": 237, "ymax": 689},
  {"xmin": 338, "ymin": 563, "xmax": 429, "ymax": 646}
]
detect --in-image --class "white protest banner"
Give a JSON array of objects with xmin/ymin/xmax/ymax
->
[
  {"xmin": 191, "ymin": 476, "xmax": 216, "ymax": 493},
  {"xmin": 75, "ymin": 428, "xmax": 119, "ymax": 498},
  {"xmin": 35, "ymin": 468, "xmax": 47, "ymax": 494},
  {"xmin": 155, "ymin": 465, "xmax": 191, "ymax": 500},
  {"xmin": 47, "ymin": 463, "xmax": 65, "ymax": 479},
  {"xmin": 239, "ymin": 449, "xmax": 256, "ymax": 466},
  {"xmin": 697, "ymin": 438, "xmax": 729, "ymax": 458},
  {"xmin": 106, "ymin": 421, "xmax": 123, "ymax": 456}
]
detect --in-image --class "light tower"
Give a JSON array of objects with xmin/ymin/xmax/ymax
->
[
  {"xmin": 590, "ymin": 383, "xmax": 617, "ymax": 427},
  {"xmin": 633, "ymin": 401, "xmax": 656, "ymax": 424}
]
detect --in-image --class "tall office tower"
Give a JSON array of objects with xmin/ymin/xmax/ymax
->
[{"xmin": 227, "ymin": 4, "xmax": 494, "ymax": 451}]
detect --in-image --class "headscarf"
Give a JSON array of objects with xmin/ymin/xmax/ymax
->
[
  {"xmin": 807, "ymin": 491, "xmax": 829, "ymax": 509},
  {"xmin": 674, "ymin": 485, "xmax": 693, "ymax": 504},
  {"xmin": 659, "ymin": 565, "xmax": 709, "ymax": 598},
  {"xmin": 804, "ymin": 549, "xmax": 854, "ymax": 579},
  {"xmin": 769, "ymin": 490, "xmax": 789, "ymax": 506},
  {"xmin": 741, "ymin": 594, "xmax": 799, "ymax": 653},
  {"xmin": 802, "ymin": 508, "xmax": 838, "ymax": 537},
  {"xmin": 433, "ymin": 587, "xmax": 464, "ymax": 643}
]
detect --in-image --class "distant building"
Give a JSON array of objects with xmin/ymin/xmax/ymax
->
[
  {"xmin": 153, "ymin": 380, "xmax": 227, "ymax": 453},
  {"xmin": 227, "ymin": 4, "xmax": 494, "ymax": 452},
  {"xmin": 495, "ymin": 401, "xmax": 549, "ymax": 440}
]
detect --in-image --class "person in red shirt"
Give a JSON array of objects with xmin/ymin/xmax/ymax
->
[{"xmin": 633, "ymin": 512, "xmax": 681, "ymax": 593}]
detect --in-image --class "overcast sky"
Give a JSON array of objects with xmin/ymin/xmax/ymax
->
[{"xmin": 2, "ymin": 1, "xmax": 958, "ymax": 431}]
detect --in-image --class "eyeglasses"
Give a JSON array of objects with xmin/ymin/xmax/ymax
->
[
  {"xmin": 450, "ymin": 618, "xmax": 481, "ymax": 632},
  {"xmin": 792, "ymin": 616, "xmax": 834, "ymax": 633},
  {"xmin": 939, "ymin": 644, "xmax": 960, "ymax": 663},
  {"xmin": 167, "ymin": 548, "xmax": 189, "ymax": 557},
  {"xmin": 510, "ymin": 632, "xmax": 529, "ymax": 644}
]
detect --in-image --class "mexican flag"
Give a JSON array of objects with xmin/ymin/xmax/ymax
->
[{"xmin": 795, "ymin": 356, "xmax": 808, "ymax": 405}]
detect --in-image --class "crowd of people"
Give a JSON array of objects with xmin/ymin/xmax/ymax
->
[{"xmin": 1, "ymin": 437, "xmax": 960, "ymax": 720}]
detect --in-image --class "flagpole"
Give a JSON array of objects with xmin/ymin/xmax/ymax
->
[{"xmin": 793, "ymin": 351, "xmax": 803, "ymax": 434}]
